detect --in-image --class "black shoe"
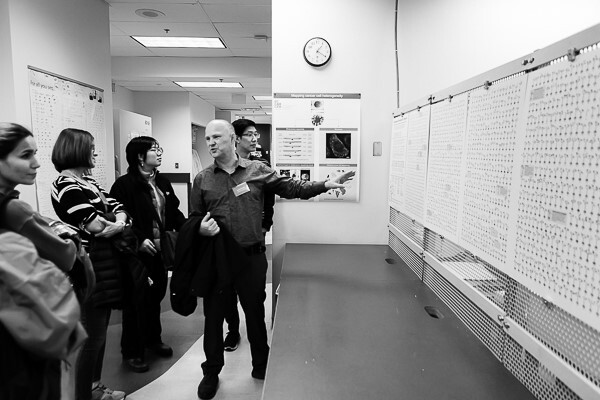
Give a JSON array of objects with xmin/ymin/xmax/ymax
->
[
  {"xmin": 251, "ymin": 366, "xmax": 266, "ymax": 380},
  {"xmin": 147, "ymin": 342, "xmax": 173, "ymax": 358},
  {"xmin": 223, "ymin": 332, "xmax": 241, "ymax": 352},
  {"xmin": 123, "ymin": 357, "xmax": 149, "ymax": 373},
  {"xmin": 197, "ymin": 374, "xmax": 219, "ymax": 399}
]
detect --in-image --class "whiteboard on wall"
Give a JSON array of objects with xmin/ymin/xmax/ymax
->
[{"xmin": 28, "ymin": 67, "xmax": 108, "ymax": 218}]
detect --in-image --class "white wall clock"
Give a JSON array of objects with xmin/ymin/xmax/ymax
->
[{"xmin": 303, "ymin": 37, "xmax": 332, "ymax": 67}]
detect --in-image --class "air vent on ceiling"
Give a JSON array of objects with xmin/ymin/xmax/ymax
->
[{"xmin": 135, "ymin": 9, "xmax": 165, "ymax": 19}]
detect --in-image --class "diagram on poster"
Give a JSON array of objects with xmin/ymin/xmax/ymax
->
[
  {"xmin": 319, "ymin": 165, "xmax": 358, "ymax": 201},
  {"xmin": 273, "ymin": 93, "xmax": 360, "ymax": 202},
  {"xmin": 28, "ymin": 67, "xmax": 107, "ymax": 218}
]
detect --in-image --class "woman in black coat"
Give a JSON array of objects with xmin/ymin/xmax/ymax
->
[{"xmin": 110, "ymin": 136, "xmax": 186, "ymax": 372}]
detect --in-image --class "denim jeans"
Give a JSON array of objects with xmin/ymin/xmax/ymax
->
[{"xmin": 75, "ymin": 301, "xmax": 111, "ymax": 400}]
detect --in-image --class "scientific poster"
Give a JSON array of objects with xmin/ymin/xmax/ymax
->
[
  {"xmin": 273, "ymin": 93, "xmax": 360, "ymax": 202},
  {"xmin": 28, "ymin": 67, "xmax": 107, "ymax": 218}
]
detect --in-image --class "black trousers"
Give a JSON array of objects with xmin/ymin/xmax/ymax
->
[
  {"xmin": 223, "ymin": 289, "xmax": 240, "ymax": 334},
  {"xmin": 121, "ymin": 254, "xmax": 168, "ymax": 359},
  {"xmin": 201, "ymin": 252, "xmax": 269, "ymax": 375}
]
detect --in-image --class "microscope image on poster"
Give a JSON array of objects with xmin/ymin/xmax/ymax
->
[{"xmin": 325, "ymin": 133, "xmax": 351, "ymax": 159}]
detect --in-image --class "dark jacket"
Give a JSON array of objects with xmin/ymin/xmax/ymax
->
[
  {"xmin": 110, "ymin": 170, "xmax": 186, "ymax": 245},
  {"xmin": 170, "ymin": 214, "xmax": 251, "ymax": 316},
  {"xmin": 249, "ymin": 155, "xmax": 275, "ymax": 231}
]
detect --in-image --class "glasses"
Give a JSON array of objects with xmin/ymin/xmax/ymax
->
[
  {"xmin": 149, "ymin": 146, "xmax": 163, "ymax": 155},
  {"xmin": 242, "ymin": 132, "xmax": 260, "ymax": 139}
]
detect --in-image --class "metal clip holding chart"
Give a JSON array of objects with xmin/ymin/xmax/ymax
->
[
  {"xmin": 567, "ymin": 47, "xmax": 579, "ymax": 62},
  {"xmin": 483, "ymin": 81, "xmax": 491, "ymax": 90}
]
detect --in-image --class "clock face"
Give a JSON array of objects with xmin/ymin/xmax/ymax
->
[{"xmin": 303, "ymin": 37, "xmax": 331, "ymax": 67}]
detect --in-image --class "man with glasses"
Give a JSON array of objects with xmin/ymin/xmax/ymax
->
[{"xmin": 192, "ymin": 119, "xmax": 354, "ymax": 399}]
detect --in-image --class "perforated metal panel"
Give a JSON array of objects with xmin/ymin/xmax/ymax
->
[
  {"xmin": 503, "ymin": 336, "xmax": 582, "ymax": 400},
  {"xmin": 507, "ymin": 282, "xmax": 600, "ymax": 388},
  {"xmin": 389, "ymin": 209, "xmax": 600, "ymax": 400},
  {"xmin": 389, "ymin": 206, "xmax": 425, "ymax": 248},
  {"xmin": 422, "ymin": 261, "xmax": 505, "ymax": 360},
  {"xmin": 425, "ymin": 230, "xmax": 510, "ymax": 311},
  {"xmin": 388, "ymin": 230, "xmax": 423, "ymax": 278}
]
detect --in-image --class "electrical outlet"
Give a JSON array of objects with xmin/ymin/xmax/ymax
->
[{"xmin": 175, "ymin": 163, "xmax": 179, "ymax": 169}]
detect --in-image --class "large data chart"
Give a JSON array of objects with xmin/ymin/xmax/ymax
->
[
  {"xmin": 460, "ymin": 75, "xmax": 528, "ymax": 269},
  {"xmin": 425, "ymin": 93, "xmax": 469, "ymax": 243},
  {"xmin": 514, "ymin": 51, "xmax": 600, "ymax": 324},
  {"xmin": 403, "ymin": 106, "xmax": 430, "ymax": 224},
  {"xmin": 389, "ymin": 114, "xmax": 409, "ymax": 211}
]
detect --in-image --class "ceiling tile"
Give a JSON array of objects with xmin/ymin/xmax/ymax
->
[
  {"xmin": 112, "ymin": 21, "xmax": 219, "ymax": 37},
  {"xmin": 214, "ymin": 22, "xmax": 271, "ymax": 37},
  {"xmin": 110, "ymin": 36, "xmax": 155, "ymax": 56},
  {"xmin": 113, "ymin": 78, "xmax": 174, "ymax": 86},
  {"xmin": 229, "ymin": 48, "xmax": 271, "ymax": 57},
  {"xmin": 109, "ymin": 3, "xmax": 210, "ymax": 23},
  {"xmin": 106, "ymin": 0, "xmax": 197, "ymax": 3},
  {"xmin": 197, "ymin": 0, "xmax": 271, "ymax": 4},
  {"xmin": 202, "ymin": 5, "xmax": 270, "ymax": 23},
  {"xmin": 222, "ymin": 36, "xmax": 270, "ymax": 49},
  {"xmin": 110, "ymin": 23, "xmax": 127, "ymax": 36},
  {"xmin": 125, "ymin": 85, "xmax": 187, "ymax": 92}
]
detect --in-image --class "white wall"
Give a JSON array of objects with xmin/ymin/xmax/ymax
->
[
  {"xmin": 272, "ymin": 0, "xmax": 396, "ymax": 264},
  {"xmin": 397, "ymin": 0, "xmax": 600, "ymax": 106},
  {"xmin": 131, "ymin": 92, "xmax": 192, "ymax": 174},
  {"xmin": 113, "ymin": 85, "xmax": 136, "ymax": 113},
  {"xmin": 0, "ymin": 0, "xmax": 16, "ymax": 121},
  {"xmin": 189, "ymin": 93, "xmax": 215, "ymax": 128},
  {"xmin": 1, "ymin": 0, "xmax": 113, "ymax": 207}
]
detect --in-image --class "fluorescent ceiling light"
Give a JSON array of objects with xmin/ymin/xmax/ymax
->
[
  {"xmin": 175, "ymin": 81, "xmax": 243, "ymax": 88},
  {"xmin": 132, "ymin": 36, "xmax": 225, "ymax": 48},
  {"xmin": 253, "ymin": 95, "xmax": 272, "ymax": 101}
]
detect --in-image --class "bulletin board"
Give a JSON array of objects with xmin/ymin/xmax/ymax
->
[
  {"xmin": 389, "ymin": 48, "xmax": 600, "ymax": 330},
  {"xmin": 28, "ymin": 67, "xmax": 107, "ymax": 218},
  {"xmin": 273, "ymin": 93, "xmax": 360, "ymax": 202}
]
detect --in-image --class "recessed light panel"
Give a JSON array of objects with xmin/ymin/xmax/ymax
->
[
  {"xmin": 133, "ymin": 36, "xmax": 225, "ymax": 48},
  {"xmin": 175, "ymin": 81, "xmax": 243, "ymax": 88}
]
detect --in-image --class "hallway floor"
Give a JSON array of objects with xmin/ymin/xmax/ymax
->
[
  {"xmin": 100, "ymin": 284, "xmax": 272, "ymax": 400},
  {"xmin": 99, "ymin": 241, "xmax": 273, "ymax": 400}
]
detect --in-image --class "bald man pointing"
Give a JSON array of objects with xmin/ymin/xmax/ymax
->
[{"xmin": 191, "ymin": 119, "xmax": 354, "ymax": 399}]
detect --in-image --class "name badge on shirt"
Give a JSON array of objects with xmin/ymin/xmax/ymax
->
[{"xmin": 232, "ymin": 182, "xmax": 250, "ymax": 197}]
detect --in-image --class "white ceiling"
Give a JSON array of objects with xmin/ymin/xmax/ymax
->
[{"xmin": 106, "ymin": 0, "xmax": 272, "ymax": 118}]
